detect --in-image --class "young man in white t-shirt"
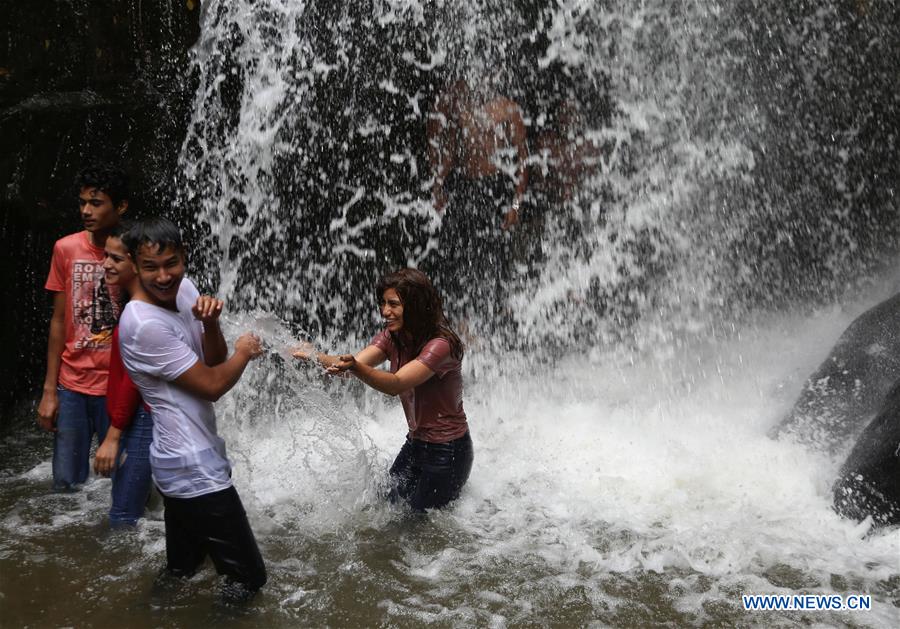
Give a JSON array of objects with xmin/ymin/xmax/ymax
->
[{"xmin": 117, "ymin": 217, "xmax": 266, "ymax": 596}]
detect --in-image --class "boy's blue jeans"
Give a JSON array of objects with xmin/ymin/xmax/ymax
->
[{"xmin": 52, "ymin": 386, "xmax": 110, "ymax": 490}]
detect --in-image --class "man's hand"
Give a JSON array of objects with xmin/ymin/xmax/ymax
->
[
  {"xmin": 235, "ymin": 333, "xmax": 264, "ymax": 359},
  {"xmin": 36, "ymin": 389, "xmax": 59, "ymax": 432},
  {"xmin": 501, "ymin": 206, "xmax": 520, "ymax": 230},
  {"xmin": 94, "ymin": 429, "xmax": 122, "ymax": 477},
  {"xmin": 326, "ymin": 354, "xmax": 356, "ymax": 375},
  {"xmin": 192, "ymin": 296, "xmax": 224, "ymax": 325}
]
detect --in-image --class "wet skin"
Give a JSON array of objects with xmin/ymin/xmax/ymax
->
[
  {"xmin": 380, "ymin": 288, "xmax": 404, "ymax": 334},
  {"xmin": 79, "ymin": 187, "xmax": 127, "ymax": 247},
  {"xmin": 134, "ymin": 244, "xmax": 186, "ymax": 311},
  {"xmin": 102, "ymin": 237, "xmax": 138, "ymax": 292}
]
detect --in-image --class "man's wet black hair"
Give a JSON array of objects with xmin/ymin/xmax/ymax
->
[
  {"xmin": 122, "ymin": 217, "xmax": 184, "ymax": 260},
  {"xmin": 75, "ymin": 164, "xmax": 130, "ymax": 207}
]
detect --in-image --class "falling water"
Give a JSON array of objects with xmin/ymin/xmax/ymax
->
[{"xmin": 2, "ymin": 0, "xmax": 898, "ymax": 626}]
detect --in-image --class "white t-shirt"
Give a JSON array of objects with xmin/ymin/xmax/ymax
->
[{"xmin": 118, "ymin": 278, "xmax": 233, "ymax": 498}]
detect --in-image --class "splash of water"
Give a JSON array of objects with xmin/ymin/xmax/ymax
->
[
  {"xmin": 177, "ymin": 0, "xmax": 897, "ymax": 351},
  {"xmin": 161, "ymin": 0, "xmax": 900, "ymax": 623}
]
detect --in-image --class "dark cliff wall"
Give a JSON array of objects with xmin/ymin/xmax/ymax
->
[
  {"xmin": 0, "ymin": 0, "xmax": 200, "ymax": 417},
  {"xmin": 730, "ymin": 0, "xmax": 900, "ymax": 308},
  {"xmin": 0, "ymin": 0, "xmax": 898, "ymax": 418}
]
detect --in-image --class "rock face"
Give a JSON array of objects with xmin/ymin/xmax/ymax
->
[
  {"xmin": 0, "ymin": 1, "xmax": 200, "ymax": 416},
  {"xmin": 833, "ymin": 381, "xmax": 900, "ymax": 527},
  {"xmin": 773, "ymin": 292, "xmax": 900, "ymax": 526},
  {"xmin": 772, "ymin": 293, "xmax": 900, "ymax": 455}
]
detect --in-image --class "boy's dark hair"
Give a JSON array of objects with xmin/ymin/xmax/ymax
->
[
  {"xmin": 75, "ymin": 164, "xmax": 130, "ymax": 207},
  {"xmin": 122, "ymin": 217, "xmax": 184, "ymax": 260}
]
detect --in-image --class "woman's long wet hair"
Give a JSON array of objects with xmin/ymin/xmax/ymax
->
[{"xmin": 376, "ymin": 268, "xmax": 464, "ymax": 359}]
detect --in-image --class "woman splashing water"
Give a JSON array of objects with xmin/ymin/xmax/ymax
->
[{"xmin": 295, "ymin": 268, "xmax": 473, "ymax": 511}]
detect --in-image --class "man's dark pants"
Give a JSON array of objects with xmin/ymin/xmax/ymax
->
[{"xmin": 162, "ymin": 485, "xmax": 267, "ymax": 591}]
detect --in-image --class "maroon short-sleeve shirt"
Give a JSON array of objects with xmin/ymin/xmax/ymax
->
[{"xmin": 370, "ymin": 329, "xmax": 468, "ymax": 443}]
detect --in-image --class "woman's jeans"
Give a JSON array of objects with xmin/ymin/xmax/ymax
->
[
  {"xmin": 53, "ymin": 386, "xmax": 109, "ymax": 490},
  {"xmin": 110, "ymin": 408, "xmax": 154, "ymax": 526},
  {"xmin": 389, "ymin": 432, "xmax": 474, "ymax": 511}
]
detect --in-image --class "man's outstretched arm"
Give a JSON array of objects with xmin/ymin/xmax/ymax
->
[{"xmin": 173, "ymin": 333, "xmax": 263, "ymax": 402}]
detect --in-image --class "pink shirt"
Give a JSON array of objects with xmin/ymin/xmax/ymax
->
[
  {"xmin": 45, "ymin": 231, "xmax": 121, "ymax": 395},
  {"xmin": 371, "ymin": 329, "xmax": 468, "ymax": 443}
]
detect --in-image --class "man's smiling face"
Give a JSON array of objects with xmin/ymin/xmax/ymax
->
[{"xmin": 135, "ymin": 243, "xmax": 186, "ymax": 308}]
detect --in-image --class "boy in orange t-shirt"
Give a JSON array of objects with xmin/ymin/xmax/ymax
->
[{"xmin": 37, "ymin": 165, "xmax": 129, "ymax": 490}]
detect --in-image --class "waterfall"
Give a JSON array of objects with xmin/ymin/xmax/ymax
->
[
  {"xmin": 177, "ymin": 0, "xmax": 897, "ymax": 353},
  {"xmin": 168, "ymin": 0, "xmax": 900, "ymax": 622},
  {"xmin": 1, "ymin": 2, "xmax": 897, "ymax": 625}
]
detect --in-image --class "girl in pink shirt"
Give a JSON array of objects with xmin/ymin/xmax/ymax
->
[{"xmin": 296, "ymin": 268, "xmax": 473, "ymax": 511}]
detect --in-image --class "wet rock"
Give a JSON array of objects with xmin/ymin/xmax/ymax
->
[
  {"xmin": 0, "ymin": 0, "xmax": 200, "ymax": 416},
  {"xmin": 833, "ymin": 380, "xmax": 900, "ymax": 528},
  {"xmin": 772, "ymin": 293, "xmax": 900, "ymax": 455}
]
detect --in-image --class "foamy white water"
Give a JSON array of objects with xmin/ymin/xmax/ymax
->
[
  {"xmin": 196, "ymin": 287, "xmax": 899, "ymax": 625},
  {"xmin": 160, "ymin": 1, "xmax": 900, "ymax": 623},
  {"xmin": 2, "ymin": 286, "xmax": 897, "ymax": 626},
  {"xmin": 5, "ymin": 0, "xmax": 896, "ymax": 625}
]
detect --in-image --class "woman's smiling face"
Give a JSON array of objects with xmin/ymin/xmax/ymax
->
[
  {"xmin": 102, "ymin": 236, "xmax": 136, "ymax": 287},
  {"xmin": 380, "ymin": 288, "xmax": 404, "ymax": 332}
]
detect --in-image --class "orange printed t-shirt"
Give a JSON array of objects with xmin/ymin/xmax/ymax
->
[{"xmin": 45, "ymin": 231, "xmax": 121, "ymax": 395}]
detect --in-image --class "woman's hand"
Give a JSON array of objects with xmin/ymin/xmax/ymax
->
[
  {"xmin": 94, "ymin": 428, "xmax": 122, "ymax": 477},
  {"xmin": 292, "ymin": 345, "xmax": 352, "ymax": 372},
  {"xmin": 291, "ymin": 342, "xmax": 317, "ymax": 362},
  {"xmin": 326, "ymin": 354, "xmax": 356, "ymax": 375}
]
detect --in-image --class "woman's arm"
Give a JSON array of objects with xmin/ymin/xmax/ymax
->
[
  {"xmin": 293, "ymin": 344, "xmax": 387, "ymax": 369},
  {"xmin": 96, "ymin": 331, "xmax": 142, "ymax": 476},
  {"xmin": 329, "ymin": 354, "xmax": 434, "ymax": 396}
]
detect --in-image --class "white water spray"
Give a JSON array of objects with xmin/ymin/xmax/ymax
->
[{"xmin": 172, "ymin": 0, "xmax": 900, "ymax": 624}]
